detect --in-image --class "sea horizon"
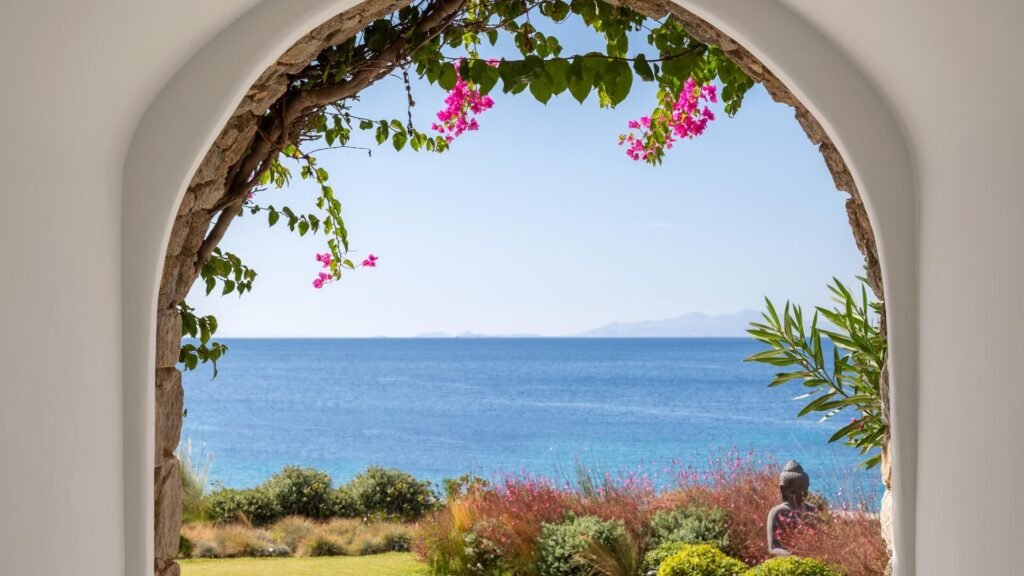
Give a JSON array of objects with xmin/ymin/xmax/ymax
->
[{"xmin": 181, "ymin": 337, "xmax": 882, "ymax": 506}]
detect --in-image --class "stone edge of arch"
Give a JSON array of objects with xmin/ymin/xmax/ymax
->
[{"xmin": 143, "ymin": 1, "xmax": 903, "ymax": 575}]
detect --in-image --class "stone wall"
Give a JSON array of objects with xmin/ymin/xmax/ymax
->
[{"xmin": 153, "ymin": 1, "xmax": 890, "ymax": 574}]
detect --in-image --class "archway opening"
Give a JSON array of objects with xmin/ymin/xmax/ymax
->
[{"xmin": 150, "ymin": 1, "xmax": 897, "ymax": 575}]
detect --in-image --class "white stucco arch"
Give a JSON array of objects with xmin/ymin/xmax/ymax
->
[{"xmin": 122, "ymin": 0, "xmax": 917, "ymax": 574}]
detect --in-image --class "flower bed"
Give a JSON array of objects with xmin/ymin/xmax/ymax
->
[{"xmin": 413, "ymin": 458, "xmax": 887, "ymax": 576}]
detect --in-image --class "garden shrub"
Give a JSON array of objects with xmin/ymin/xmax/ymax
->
[
  {"xmin": 644, "ymin": 541, "xmax": 690, "ymax": 573},
  {"xmin": 206, "ymin": 487, "xmax": 281, "ymax": 526},
  {"xmin": 744, "ymin": 556, "xmax": 841, "ymax": 576},
  {"xmin": 656, "ymin": 543, "xmax": 748, "ymax": 576},
  {"xmin": 331, "ymin": 485, "xmax": 364, "ymax": 517},
  {"xmin": 460, "ymin": 527, "xmax": 507, "ymax": 575},
  {"xmin": 649, "ymin": 506, "xmax": 730, "ymax": 552},
  {"xmin": 264, "ymin": 466, "xmax": 335, "ymax": 519},
  {"xmin": 655, "ymin": 459, "xmax": 780, "ymax": 565},
  {"xmin": 346, "ymin": 466, "xmax": 437, "ymax": 520},
  {"xmin": 536, "ymin": 515, "xmax": 628, "ymax": 576}
]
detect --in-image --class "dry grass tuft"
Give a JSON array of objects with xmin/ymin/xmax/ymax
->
[{"xmin": 182, "ymin": 517, "xmax": 413, "ymax": 559}]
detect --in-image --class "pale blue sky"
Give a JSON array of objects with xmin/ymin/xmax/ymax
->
[{"xmin": 188, "ymin": 20, "xmax": 865, "ymax": 337}]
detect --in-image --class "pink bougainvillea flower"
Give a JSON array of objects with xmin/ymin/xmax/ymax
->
[
  {"xmin": 362, "ymin": 254, "xmax": 378, "ymax": 267},
  {"xmin": 432, "ymin": 60, "xmax": 495, "ymax": 142},
  {"xmin": 619, "ymin": 77, "xmax": 718, "ymax": 164},
  {"xmin": 311, "ymin": 255, "xmax": 335, "ymax": 288}
]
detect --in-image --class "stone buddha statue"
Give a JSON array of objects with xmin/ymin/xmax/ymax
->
[{"xmin": 766, "ymin": 460, "xmax": 818, "ymax": 556}]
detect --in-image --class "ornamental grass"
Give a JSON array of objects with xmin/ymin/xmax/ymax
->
[
  {"xmin": 180, "ymin": 517, "xmax": 412, "ymax": 559},
  {"xmin": 413, "ymin": 457, "xmax": 888, "ymax": 576}
]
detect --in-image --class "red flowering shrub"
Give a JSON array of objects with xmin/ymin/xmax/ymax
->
[
  {"xmin": 782, "ymin": 513, "xmax": 888, "ymax": 576},
  {"xmin": 413, "ymin": 458, "xmax": 888, "ymax": 576},
  {"xmin": 654, "ymin": 457, "xmax": 780, "ymax": 564}
]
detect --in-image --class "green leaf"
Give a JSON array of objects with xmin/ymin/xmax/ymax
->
[
  {"xmin": 546, "ymin": 60, "xmax": 570, "ymax": 95},
  {"xmin": 549, "ymin": 0, "xmax": 570, "ymax": 21},
  {"xmin": 393, "ymin": 131, "xmax": 408, "ymax": 151},
  {"xmin": 568, "ymin": 57, "xmax": 593, "ymax": 103},
  {"xmin": 477, "ymin": 64, "xmax": 500, "ymax": 95},
  {"xmin": 222, "ymin": 280, "xmax": 235, "ymax": 295},
  {"xmin": 438, "ymin": 63, "xmax": 458, "ymax": 90},
  {"xmin": 297, "ymin": 220, "xmax": 310, "ymax": 236},
  {"xmin": 268, "ymin": 210, "xmax": 279, "ymax": 227},
  {"xmin": 529, "ymin": 77, "xmax": 553, "ymax": 104},
  {"xmin": 633, "ymin": 54, "xmax": 655, "ymax": 82}
]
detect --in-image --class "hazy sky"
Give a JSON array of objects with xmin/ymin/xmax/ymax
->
[{"xmin": 188, "ymin": 21, "xmax": 865, "ymax": 337}]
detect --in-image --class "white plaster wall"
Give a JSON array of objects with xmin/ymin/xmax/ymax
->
[
  {"xmin": 779, "ymin": 3, "xmax": 1024, "ymax": 573},
  {"xmin": 0, "ymin": 2, "xmax": 260, "ymax": 574},
  {"xmin": 125, "ymin": 1, "xmax": 917, "ymax": 573},
  {"xmin": 0, "ymin": 0, "xmax": 1021, "ymax": 574}
]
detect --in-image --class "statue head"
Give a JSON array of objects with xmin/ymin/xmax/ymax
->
[{"xmin": 779, "ymin": 460, "xmax": 810, "ymax": 507}]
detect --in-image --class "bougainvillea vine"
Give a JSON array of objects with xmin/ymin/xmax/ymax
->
[{"xmin": 620, "ymin": 78, "xmax": 718, "ymax": 164}]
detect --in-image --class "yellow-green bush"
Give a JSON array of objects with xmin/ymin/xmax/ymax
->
[
  {"xmin": 657, "ymin": 544, "xmax": 748, "ymax": 576},
  {"xmin": 644, "ymin": 541, "xmax": 690, "ymax": 573},
  {"xmin": 744, "ymin": 557, "xmax": 842, "ymax": 576},
  {"xmin": 265, "ymin": 466, "xmax": 336, "ymax": 519},
  {"xmin": 206, "ymin": 487, "xmax": 281, "ymax": 526},
  {"xmin": 347, "ymin": 467, "xmax": 438, "ymax": 521}
]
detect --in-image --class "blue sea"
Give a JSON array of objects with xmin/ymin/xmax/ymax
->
[{"xmin": 180, "ymin": 338, "xmax": 881, "ymax": 504}]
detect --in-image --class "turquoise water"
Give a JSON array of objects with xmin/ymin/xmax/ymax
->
[{"xmin": 180, "ymin": 338, "xmax": 881, "ymax": 503}]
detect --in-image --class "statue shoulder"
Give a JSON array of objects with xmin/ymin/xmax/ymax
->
[{"xmin": 767, "ymin": 502, "xmax": 791, "ymax": 520}]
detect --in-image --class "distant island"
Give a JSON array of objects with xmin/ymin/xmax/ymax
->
[
  {"xmin": 414, "ymin": 331, "xmax": 545, "ymax": 338},
  {"xmin": 415, "ymin": 310, "xmax": 761, "ymax": 338},
  {"xmin": 573, "ymin": 310, "xmax": 761, "ymax": 337}
]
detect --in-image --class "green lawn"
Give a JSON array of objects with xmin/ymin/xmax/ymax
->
[{"xmin": 179, "ymin": 553, "xmax": 429, "ymax": 576}]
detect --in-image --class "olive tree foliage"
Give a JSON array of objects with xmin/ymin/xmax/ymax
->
[
  {"xmin": 745, "ymin": 279, "xmax": 888, "ymax": 469},
  {"xmin": 178, "ymin": 0, "xmax": 755, "ymax": 374}
]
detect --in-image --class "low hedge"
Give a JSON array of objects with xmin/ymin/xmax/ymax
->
[
  {"xmin": 346, "ymin": 467, "xmax": 438, "ymax": 521},
  {"xmin": 206, "ymin": 487, "xmax": 281, "ymax": 526},
  {"xmin": 745, "ymin": 556, "xmax": 842, "ymax": 576},
  {"xmin": 201, "ymin": 465, "xmax": 438, "ymax": 525},
  {"xmin": 657, "ymin": 543, "xmax": 748, "ymax": 576}
]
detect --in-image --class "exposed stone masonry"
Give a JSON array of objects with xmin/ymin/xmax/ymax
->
[{"xmin": 153, "ymin": 2, "xmax": 889, "ymax": 574}]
